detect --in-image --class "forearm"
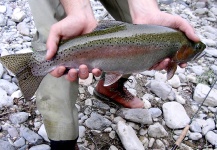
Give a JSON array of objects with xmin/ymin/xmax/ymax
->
[
  {"xmin": 60, "ymin": 0, "xmax": 93, "ymax": 16},
  {"xmin": 127, "ymin": 0, "xmax": 160, "ymax": 22}
]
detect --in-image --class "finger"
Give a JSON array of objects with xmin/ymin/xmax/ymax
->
[
  {"xmin": 173, "ymin": 15, "xmax": 200, "ymax": 42},
  {"xmin": 78, "ymin": 64, "xmax": 89, "ymax": 79},
  {"xmin": 92, "ymin": 68, "xmax": 101, "ymax": 77},
  {"xmin": 46, "ymin": 24, "xmax": 62, "ymax": 60},
  {"xmin": 65, "ymin": 69, "xmax": 78, "ymax": 82},
  {"xmin": 153, "ymin": 58, "xmax": 170, "ymax": 71},
  {"xmin": 179, "ymin": 63, "xmax": 187, "ymax": 68},
  {"xmin": 50, "ymin": 66, "xmax": 66, "ymax": 78}
]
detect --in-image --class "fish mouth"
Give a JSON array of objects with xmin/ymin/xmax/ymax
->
[{"xmin": 192, "ymin": 51, "xmax": 205, "ymax": 61}]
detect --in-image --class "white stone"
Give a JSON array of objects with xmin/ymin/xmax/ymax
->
[
  {"xmin": 109, "ymin": 145, "xmax": 118, "ymax": 150},
  {"xmin": 15, "ymin": 48, "xmax": 33, "ymax": 54},
  {"xmin": 79, "ymin": 73, "xmax": 93, "ymax": 86},
  {"xmin": 0, "ymin": 5, "xmax": 7, "ymax": 13},
  {"xmin": 109, "ymin": 131, "xmax": 116, "ymax": 139},
  {"xmin": 9, "ymin": 112, "xmax": 29, "ymax": 124},
  {"xmin": 116, "ymin": 121, "xmax": 144, "ymax": 150},
  {"xmin": 147, "ymin": 122, "xmax": 168, "ymax": 138},
  {"xmin": 85, "ymin": 99, "xmax": 92, "ymax": 106},
  {"xmin": 124, "ymin": 76, "xmax": 137, "ymax": 89},
  {"xmin": 0, "ymin": 63, "xmax": 4, "ymax": 78},
  {"xmin": 17, "ymin": 22, "xmax": 30, "ymax": 36},
  {"xmin": 188, "ymin": 132, "xmax": 202, "ymax": 140},
  {"xmin": 29, "ymin": 144, "xmax": 50, "ymax": 150},
  {"xmin": 142, "ymin": 100, "xmax": 151, "ymax": 109},
  {"xmin": 11, "ymin": 90, "xmax": 22, "ymax": 99},
  {"xmin": 87, "ymin": 85, "xmax": 94, "ymax": 95},
  {"xmin": 154, "ymin": 72, "xmax": 167, "ymax": 82},
  {"xmin": 0, "ymin": 88, "xmax": 13, "ymax": 108},
  {"xmin": 205, "ymin": 131, "xmax": 217, "ymax": 146},
  {"xmin": 193, "ymin": 83, "xmax": 217, "ymax": 107},
  {"xmin": 168, "ymin": 75, "xmax": 181, "ymax": 88},
  {"xmin": 0, "ymin": 79, "xmax": 18, "ymax": 95},
  {"xmin": 38, "ymin": 124, "xmax": 49, "ymax": 142},
  {"xmin": 175, "ymin": 94, "xmax": 186, "ymax": 104},
  {"xmin": 79, "ymin": 126, "xmax": 86, "ymax": 138},
  {"xmin": 202, "ymin": 118, "xmax": 215, "ymax": 135},
  {"xmin": 12, "ymin": 8, "xmax": 25, "ymax": 22},
  {"xmin": 186, "ymin": 74, "xmax": 197, "ymax": 83},
  {"xmin": 163, "ymin": 102, "xmax": 190, "ymax": 129}
]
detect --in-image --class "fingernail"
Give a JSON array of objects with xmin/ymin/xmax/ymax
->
[
  {"xmin": 80, "ymin": 70, "xmax": 87, "ymax": 75},
  {"xmin": 46, "ymin": 49, "xmax": 51, "ymax": 60}
]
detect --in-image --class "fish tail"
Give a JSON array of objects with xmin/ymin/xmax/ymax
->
[{"xmin": 0, "ymin": 53, "xmax": 44, "ymax": 100}]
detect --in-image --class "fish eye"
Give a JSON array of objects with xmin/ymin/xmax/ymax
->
[{"xmin": 195, "ymin": 43, "xmax": 202, "ymax": 50}]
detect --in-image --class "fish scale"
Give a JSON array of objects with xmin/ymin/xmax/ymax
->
[{"xmin": 0, "ymin": 20, "xmax": 206, "ymax": 100}]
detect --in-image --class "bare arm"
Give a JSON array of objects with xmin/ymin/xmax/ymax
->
[
  {"xmin": 127, "ymin": 0, "xmax": 200, "ymax": 70},
  {"xmin": 46, "ymin": 0, "xmax": 101, "ymax": 81}
]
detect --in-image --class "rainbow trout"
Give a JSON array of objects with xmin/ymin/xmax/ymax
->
[{"xmin": 0, "ymin": 21, "xmax": 206, "ymax": 100}]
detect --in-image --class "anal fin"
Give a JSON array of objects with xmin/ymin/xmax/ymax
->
[{"xmin": 167, "ymin": 62, "xmax": 177, "ymax": 80}]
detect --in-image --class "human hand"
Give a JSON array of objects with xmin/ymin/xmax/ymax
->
[
  {"xmin": 128, "ymin": 0, "xmax": 200, "ymax": 70},
  {"xmin": 46, "ymin": 1, "xmax": 101, "ymax": 82}
]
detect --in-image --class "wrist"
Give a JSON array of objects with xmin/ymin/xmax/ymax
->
[{"xmin": 127, "ymin": 0, "xmax": 160, "ymax": 23}]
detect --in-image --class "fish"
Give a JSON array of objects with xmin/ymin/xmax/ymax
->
[{"xmin": 0, "ymin": 20, "xmax": 206, "ymax": 100}]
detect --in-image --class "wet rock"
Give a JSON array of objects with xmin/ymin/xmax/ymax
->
[
  {"xmin": 189, "ymin": 65, "xmax": 204, "ymax": 75},
  {"xmin": 0, "ymin": 5, "xmax": 7, "ymax": 13},
  {"xmin": 163, "ymin": 102, "xmax": 190, "ymax": 129},
  {"xmin": 148, "ymin": 123, "xmax": 168, "ymax": 138},
  {"xmin": 0, "ymin": 14, "xmax": 6, "ymax": 26},
  {"xmin": 202, "ymin": 118, "xmax": 215, "ymax": 135},
  {"xmin": 8, "ymin": 127, "xmax": 19, "ymax": 138},
  {"xmin": 116, "ymin": 121, "xmax": 144, "ymax": 150},
  {"xmin": 193, "ymin": 83, "xmax": 217, "ymax": 107},
  {"xmin": 9, "ymin": 112, "xmax": 29, "ymax": 124},
  {"xmin": 85, "ymin": 112, "xmax": 111, "ymax": 130},
  {"xmin": 117, "ymin": 108, "xmax": 153, "ymax": 124}
]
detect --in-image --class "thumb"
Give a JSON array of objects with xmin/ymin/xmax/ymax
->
[{"xmin": 46, "ymin": 24, "xmax": 61, "ymax": 60}]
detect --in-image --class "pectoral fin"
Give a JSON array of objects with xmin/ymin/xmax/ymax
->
[
  {"xmin": 167, "ymin": 62, "xmax": 177, "ymax": 80},
  {"xmin": 104, "ymin": 72, "xmax": 123, "ymax": 86}
]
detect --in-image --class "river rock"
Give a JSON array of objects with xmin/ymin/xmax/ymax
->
[
  {"xmin": 168, "ymin": 75, "xmax": 181, "ymax": 88},
  {"xmin": 29, "ymin": 144, "xmax": 51, "ymax": 150},
  {"xmin": 205, "ymin": 131, "xmax": 217, "ymax": 146},
  {"xmin": 163, "ymin": 102, "xmax": 190, "ymax": 129},
  {"xmin": 17, "ymin": 22, "xmax": 30, "ymax": 36},
  {"xmin": 38, "ymin": 124, "xmax": 49, "ymax": 142},
  {"xmin": 0, "ymin": 79, "xmax": 18, "ymax": 95},
  {"xmin": 148, "ymin": 80, "xmax": 174, "ymax": 100},
  {"xmin": 193, "ymin": 83, "xmax": 217, "ymax": 107},
  {"xmin": 20, "ymin": 126, "xmax": 42, "ymax": 144},
  {"xmin": 116, "ymin": 121, "xmax": 144, "ymax": 150},
  {"xmin": 0, "ymin": 140, "xmax": 15, "ymax": 150},
  {"xmin": 12, "ymin": 8, "xmax": 25, "ymax": 22},
  {"xmin": 117, "ymin": 108, "xmax": 153, "ymax": 124},
  {"xmin": 0, "ymin": 63, "xmax": 4, "ymax": 78},
  {"xmin": 202, "ymin": 118, "xmax": 215, "ymax": 135},
  {"xmin": 189, "ymin": 65, "xmax": 204, "ymax": 75},
  {"xmin": 188, "ymin": 132, "xmax": 202, "ymax": 140},
  {"xmin": 9, "ymin": 112, "xmax": 29, "ymax": 124},
  {"xmin": 0, "ymin": 87, "xmax": 13, "ymax": 108},
  {"xmin": 85, "ymin": 112, "xmax": 111, "ymax": 130},
  {"xmin": 148, "ymin": 122, "xmax": 168, "ymax": 138},
  {"xmin": 13, "ymin": 137, "xmax": 25, "ymax": 148}
]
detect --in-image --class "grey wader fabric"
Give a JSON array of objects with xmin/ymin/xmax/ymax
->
[{"xmin": 28, "ymin": 0, "xmax": 132, "ymax": 141}]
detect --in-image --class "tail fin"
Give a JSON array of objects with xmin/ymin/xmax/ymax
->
[{"xmin": 0, "ymin": 53, "xmax": 44, "ymax": 100}]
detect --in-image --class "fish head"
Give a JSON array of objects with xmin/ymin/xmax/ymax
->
[{"xmin": 173, "ymin": 41, "xmax": 206, "ymax": 63}]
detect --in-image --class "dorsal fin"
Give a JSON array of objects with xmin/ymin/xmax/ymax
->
[{"xmin": 93, "ymin": 20, "xmax": 125, "ymax": 31}]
